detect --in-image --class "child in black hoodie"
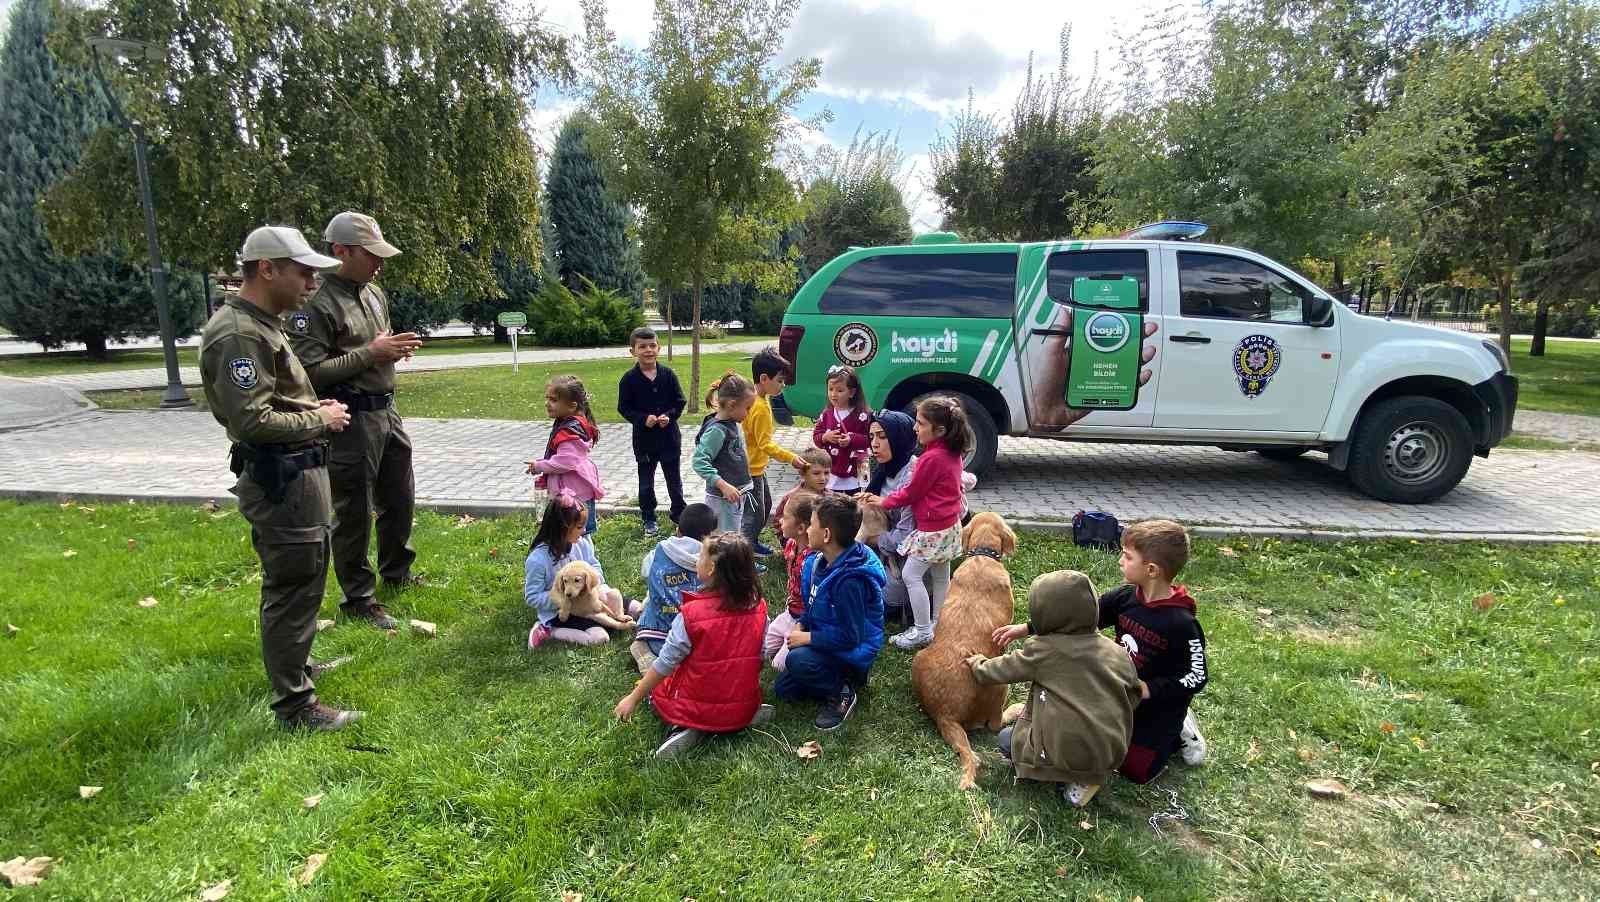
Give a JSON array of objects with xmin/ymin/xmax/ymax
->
[{"xmin": 994, "ymin": 518, "xmax": 1209, "ymax": 785}]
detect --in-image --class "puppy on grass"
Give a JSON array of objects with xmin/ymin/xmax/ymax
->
[{"xmin": 552, "ymin": 559, "xmax": 634, "ymax": 630}]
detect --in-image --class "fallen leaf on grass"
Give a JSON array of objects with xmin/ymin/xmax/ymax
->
[
  {"xmin": 200, "ymin": 500, "xmax": 220, "ymax": 513},
  {"xmin": 384, "ymin": 629, "xmax": 398, "ymax": 638},
  {"xmin": 126, "ymin": 538, "xmax": 137, "ymax": 550},
  {"xmin": 1411, "ymin": 735, "xmax": 1427, "ymax": 750},
  {"xmin": 295, "ymin": 853, "xmax": 327, "ymax": 886},
  {"xmin": 1473, "ymin": 592, "xmax": 1497, "ymax": 610},
  {"xmin": 1380, "ymin": 721, "xmax": 1396, "ymax": 734},
  {"xmin": 796, "ymin": 740, "xmax": 822, "ymax": 760},
  {"xmin": 1554, "ymin": 596, "xmax": 1566, "ymax": 606},
  {"xmin": 78, "ymin": 786, "xmax": 102, "ymax": 799},
  {"xmin": 4, "ymin": 624, "xmax": 17, "ymax": 638},
  {"xmin": 1297, "ymin": 747, "xmax": 1317, "ymax": 762},
  {"xmin": 803, "ymin": 834, "xmax": 821, "ymax": 848},
  {"xmin": 62, "ymin": 549, "xmax": 77, "ymax": 558},
  {"xmin": 1, "ymin": 856, "xmax": 53, "ymax": 887},
  {"xmin": 560, "ymin": 892, "xmax": 582, "ymax": 902},
  {"xmin": 1305, "ymin": 779, "xmax": 1348, "ymax": 800},
  {"xmin": 1256, "ymin": 607, "xmax": 1274, "ymax": 617},
  {"xmin": 1078, "ymin": 819, "xmax": 1094, "ymax": 831},
  {"xmin": 77, "ymin": 506, "xmax": 95, "ymax": 513},
  {"xmin": 409, "ymin": 619, "xmax": 437, "ymax": 637},
  {"xmin": 1245, "ymin": 739, "xmax": 1263, "ymax": 764},
  {"xmin": 454, "ymin": 514, "xmax": 477, "ymax": 528},
  {"xmin": 1218, "ymin": 546, "xmax": 1238, "ymax": 558},
  {"xmin": 488, "ymin": 547, "xmax": 498, "ymax": 558},
  {"xmin": 302, "ymin": 794, "xmax": 323, "ymax": 810},
  {"xmin": 199, "ymin": 878, "xmax": 233, "ymax": 900},
  {"xmin": 1054, "ymin": 866, "xmax": 1068, "ymax": 877},
  {"xmin": 315, "ymin": 619, "xmax": 335, "ymax": 633},
  {"xmin": 138, "ymin": 597, "xmax": 158, "ymax": 608}
]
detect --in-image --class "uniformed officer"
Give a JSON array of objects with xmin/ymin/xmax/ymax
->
[
  {"xmin": 287, "ymin": 212, "xmax": 422, "ymax": 630},
  {"xmin": 200, "ymin": 226, "xmax": 362, "ymax": 731}
]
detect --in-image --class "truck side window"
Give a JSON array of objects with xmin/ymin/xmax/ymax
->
[
  {"xmin": 1178, "ymin": 252, "xmax": 1310, "ymax": 323},
  {"xmin": 1046, "ymin": 250, "xmax": 1150, "ymax": 310},
  {"xmin": 818, "ymin": 252, "xmax": 1016, "ymax": 318}
]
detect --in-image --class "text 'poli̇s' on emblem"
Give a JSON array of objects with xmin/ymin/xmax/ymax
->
[
  {"xmin": 229, "ymin": 357, "xmax": 259, "ymax": 390},
  {"xmin": 833, "ymin": 322, "xmax": 878, "ymax": 368},
  {"xmin": 1233, "ymin": 334, "xmax": 1282, "ymax": 398}
]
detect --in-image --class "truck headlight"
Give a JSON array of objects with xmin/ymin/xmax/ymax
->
[{"xmin": 1481, "ymin": 339, "xmax": 1510, "ymax": 374}]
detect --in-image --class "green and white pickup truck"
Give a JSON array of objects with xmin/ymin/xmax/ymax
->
[{"xmin": 776, "ymin": 223, "xmax": 1518, "ymax": 503}]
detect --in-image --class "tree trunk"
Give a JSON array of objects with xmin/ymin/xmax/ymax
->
[
  {"xmin": 1332, "ymin": 258, "xmax": 1345, "ymax": 304},
  {"xmin": 1497, "ymin": 271, "xmax": 1513, "ymax": 355},
  {"xmin": 689, "ymin": 278, "xmax": 702, "ymax": 414},
  {"xmin": 1530, "ymin": 298, "xmax": 1549, "ymax": 357},
  {"xmin": 665, "ymin": 292, "xmax": 675, "ymax": 362},
  {"xmin": 1380, "ymin": 285, "xmax": 1393, "ymax": 315},
  {"xmin": 83, "ymin": 334, "xmax": 109, "ymax": 361}
]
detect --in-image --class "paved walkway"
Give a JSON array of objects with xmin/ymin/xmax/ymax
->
[
  {"xmin": 1, "ymin": 412, "xmax": 1596, "ymax": 541},
  {"xmin": 21, "ymin": 340, "xmax": 770, "ymax": 392},
  {"xmin": 0, "ymin": 377, "xmax": 91, "ymax": 432}
]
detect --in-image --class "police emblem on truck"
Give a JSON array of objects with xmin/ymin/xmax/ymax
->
[{"xmin": 1233, "ymin": 334, "xmax": 1282, "ymax": 398}]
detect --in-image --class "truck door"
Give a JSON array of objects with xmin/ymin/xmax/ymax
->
[{"xmin": 1152, "ymin": 249, "xmax": 1340, "ymax": 432}]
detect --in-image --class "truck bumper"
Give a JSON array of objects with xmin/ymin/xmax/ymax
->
[{"xmin": 1473, "ymin": 371, "xmax": 1518, "ymax": 451}]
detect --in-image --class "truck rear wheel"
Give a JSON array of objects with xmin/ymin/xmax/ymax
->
[
  {"xmin": 1347, "ymin": 396, "xmax": 1473, "ymax": 503},
  {"xmin": 907, "ymin": 390, "xmax": 998, "ymax": 476}
]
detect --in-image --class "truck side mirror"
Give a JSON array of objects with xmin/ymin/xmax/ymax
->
[{"xmin": 1307, "ymin": 295, "xmax": 1335, "ymax": 327}]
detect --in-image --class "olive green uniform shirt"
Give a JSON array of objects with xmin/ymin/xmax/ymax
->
[
  {"xmin": 288, "ymin": 274, "xmax": 395, "ymax": 394},
  {"xmin": 200, "ymin": 295, "xmax": 329, "ymax": 447}
]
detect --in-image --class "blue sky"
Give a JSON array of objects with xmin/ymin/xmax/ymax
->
[{"xmin": 529, "ymin": 0, "xmax": 1169, "ymax": 231}]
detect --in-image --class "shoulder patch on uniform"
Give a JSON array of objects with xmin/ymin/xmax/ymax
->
[
  {"xmin": 229, "ymin": 357, "xmax": 259, "ymax": 390},
  {"xmin": 288, "ymin": 311, "xmax": 310, "ymax": 332}
]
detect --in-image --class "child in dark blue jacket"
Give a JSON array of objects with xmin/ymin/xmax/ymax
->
[{"xmin": 777, "ymin": 494, "xmax": 886, "ymax": 731}]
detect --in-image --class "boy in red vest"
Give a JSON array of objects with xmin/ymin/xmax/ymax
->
[{"xmin": 614, "ymin": 532, "xmax": 775, "ymax": 758}]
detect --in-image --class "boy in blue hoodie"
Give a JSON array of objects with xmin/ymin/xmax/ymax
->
[
  {"xmin": 629, "ymin": 503, "xmax": 719, "ymax": 673},
  {"xmin": 777, "ymin": 494, "xmax": 886, "ymax": 730}
]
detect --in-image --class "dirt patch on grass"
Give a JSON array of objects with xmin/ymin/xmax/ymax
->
[{"xmin": 1288, "ymin": 622, "xmax": 1369, "ymax": 648}]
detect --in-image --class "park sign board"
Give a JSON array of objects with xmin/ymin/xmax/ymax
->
[{"xmin": 497, "ymin": 312, "xmax": 528, "ymax": 328}]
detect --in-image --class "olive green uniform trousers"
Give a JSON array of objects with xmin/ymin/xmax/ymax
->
[{"xmin": 329, "ymin": 406, "xmax": 416, "ymax": 605}]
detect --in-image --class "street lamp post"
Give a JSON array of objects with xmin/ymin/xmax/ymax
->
[{"xmin": 87, "ymin": 36, "xmax": 192, "ymax": 409}]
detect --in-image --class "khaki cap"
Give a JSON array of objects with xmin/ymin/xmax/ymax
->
[
  {"xmin": 239, "ymin": 226, "xmax": 340, "ymax": 269},
  {"xmin": 323, "ymin": 211, "xmax": 401, "ymax": 258}
]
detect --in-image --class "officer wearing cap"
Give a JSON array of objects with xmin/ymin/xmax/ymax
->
[
  {"xmin": 200, "ymin": 226, "xmax": 363, "ymax": 731},
  {"xmin": 287, "ymin": 212, "xmax": 423, "ymax": 631}
]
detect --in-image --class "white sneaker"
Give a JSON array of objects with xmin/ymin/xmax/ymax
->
[
  {"xmin": 654, "ymin": 726, "xmax": 706, "ymax": 759},
  {"xmin": 1061, "ymin": 782, "xmax": 1101, "ymax": 807},
  {"xmin": 890, "ymin": 626, "xmax": 933, "ymax": 650},
  {"xmin": 750, "ymin": 704, "xmax": 775, "ymax": 727},
  {"xmin": 1179, "ymin": 710, "xmax": 1208, "ymax": 766}
]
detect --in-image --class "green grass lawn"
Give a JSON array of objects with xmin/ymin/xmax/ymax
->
[
  {"xmin": 2, "ymin": 501, "xmax": 1596, "ymax": 900},
  {"xmin": 87, "ymin": 351, "xmax": 767, "ymax": 422},
  {"xmin": 1507, "ymin": 336, "xmax": 1600, "ymax": 416}
]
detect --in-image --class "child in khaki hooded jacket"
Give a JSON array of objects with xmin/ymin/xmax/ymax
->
[{"xmin": 964, "ymin": 569, "xmax": 1142, "ymax": 807}]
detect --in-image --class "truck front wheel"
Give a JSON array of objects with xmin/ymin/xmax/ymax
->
[
  {"xmin": 907, "ymin": 390, "xmax": 998, "ymax": 476},
  {"xmin": 1347, "ymin": 396, "xmax": 1473, "ymax": 503}
]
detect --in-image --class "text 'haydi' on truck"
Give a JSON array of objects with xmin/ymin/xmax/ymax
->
[{"xmin": 777, "ymin": 222, "xmax": 1517, "ymax": 503}]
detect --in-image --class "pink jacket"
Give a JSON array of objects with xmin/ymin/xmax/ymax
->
[
  {"xmin": 880, "ymin": 440, "xmax": 963, "ymax": 532},
  {"xmin": 530, "ymin": 439, "xmax": 604, "ymax": 502}
]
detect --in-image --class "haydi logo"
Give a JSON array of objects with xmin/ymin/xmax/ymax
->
[
  {"xmin": 891, "ymin": 329, "xmax": 958, "ymax": 356},
  {"xmin": 1083, "ymin": 312, "xmax": 1131, "ymax": 354}
]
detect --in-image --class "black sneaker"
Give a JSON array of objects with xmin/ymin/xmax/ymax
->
[
  {"xmin": 642, "ymin": 519, "xmax": 660, "ymax": 537},
  {"xmin": 343, "ymin": 601, "xmax": 399, "ymax": 630},
  {"xmin": 305, "ymin": 655, "xmax": 353, "ymax": 679},
  {"xmin": 281, "ymin": 702, "xmax": 365, "ymax": 732},
  {"xmin": 815, "ymin": 684, "xmax": 857, "ymax": 731}
]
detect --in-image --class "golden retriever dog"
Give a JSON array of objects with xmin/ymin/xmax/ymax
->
[
  {"xmin": 552, "ymin": 560, "xmax": 634, "ymax": 629},
  {"xmin": 856, "ymin": 498, "xmax": 890, "ymax": 548},
  {"xmin": 910, "ymin": 511, "xmax": 1018, "ymax": 789}
]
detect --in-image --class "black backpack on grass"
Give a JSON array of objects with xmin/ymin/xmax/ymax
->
[{"xmin": 1072, "ymin": 510, "xmax": 1123, "ymax": 551}]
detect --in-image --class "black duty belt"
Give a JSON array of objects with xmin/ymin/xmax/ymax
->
[
  {"xmin": 328, "ymin": 388, "xmax": 394, "ymax": 411},
  {"xmin": 229, "ymin": 442, "xmax": 329, "ymax": 503}
]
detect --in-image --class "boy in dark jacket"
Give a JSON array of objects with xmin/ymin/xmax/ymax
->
[
  {"xmin": 617, "ymin": 328, "xmax": 686, "ymax": 535},
  {"xmin": 994, "ymin": 518, "xmax": 1209, "ymax": 785},
  {"xmin": 776, "ymin": 494, "xmax": 886, "ymax": 731},
  {"xmin": 967, "ymin": 570, "xmax": 1142, "ymax": 807}
]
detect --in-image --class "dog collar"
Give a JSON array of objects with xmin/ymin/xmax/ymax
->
[{"xmin": 967, "ymin": 546, "xmax": 1004, "ymax": 562}]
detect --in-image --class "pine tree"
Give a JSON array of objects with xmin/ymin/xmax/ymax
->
[
  {"xmin": 0, "ymin": 0, "xmax": 198, "ymax": 357},
  {"xmin": 546, "ymin": 113, "xmax": 644, "ymax": 304}
]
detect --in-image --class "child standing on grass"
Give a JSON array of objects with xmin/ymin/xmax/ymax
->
[
  {"xmin": 743, "ymin": 347, "xmax": 805, "ymax": 556},
  {"xmin": 765, "ymin": 491, "xmax": 819, "ymax": 671},
  {"xmin": 993, "ymin": 519, "xmax": 1210, "ymax": 784},
  {"xmin": 812, "ymin": 365, "xmax": 872, "ymax": 493},
  {"xmin": 524, "ymin": 493, "xmax": 640, "ymax": 648},
  {"xmin": 617, "ymin": 327, "xmax": 687, "ymax": 536},
  {"xmin": 966, "ymin": 570, "xmax": 1143, "ymax": 807},
  {"xmin": 862, "ymin": 396, "xmax": 969, "ymax": 650},
  {"xmin": 630, "ymin": 503, "xmax": 720, "ymax": 673},
  {"xmin": 525, "ymin": 375, "xmax": 604, "ymax": 535},
  {"xmin": 692, "ymin": 373, "xmax": 758, "ymax": 536},
  {"xmin": 771, "ymin": 447, "xmax": 831, "ymax": 531},
  {"xmin": 777, "ymin": 495, "xmax": 886, "ymax": 731},
  {"xmin": 614, "ymin": 532, "xmax": 774, "ymax": 759}
]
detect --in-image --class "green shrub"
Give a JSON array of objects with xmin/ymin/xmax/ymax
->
[
  {"xmin": 387, "ymin": 287, "xmax": 460, "ymax": 336},
  {"xmin": 1478, "ymin": 300, "xmax": 1598, "ymax": 338},
  {"xmin": 530, "ymin": 276, "xmax": 644, "ymax": 347},
  {"xmin": 746, "ymin": 291, "xmax": 789, "ymax": 334}
]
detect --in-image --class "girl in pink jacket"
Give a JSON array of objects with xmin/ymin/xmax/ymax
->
[
  {"xmin": 525, "ymin": 375, "xmax": 605, "ymax": 534},
  {"xmin": 862, "ymin": 395, "xmax": 969, "ymax": 650}
]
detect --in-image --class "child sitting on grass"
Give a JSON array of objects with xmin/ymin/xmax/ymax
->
[
  {"xmin": 776, "ymin": 495, "xmax": 886, "ymax": 731},
  {"xmin": 524, "ymin": 492, "xmax": 641, "ymax": 648},
  {"xmin": 993, "ymin": 518, "xmax": 1210, "ymax": 785},
  {"xmin": 771, "ymin": 447, "xmax": 831, "ymax": 531},
  {"xmin": 966, "ymin": 570, "xmax": 1143, "ymax": 807},
  {"xmin": 630, "ymin": 503, "xmax": 719, "ymax": 673},
  {"xmin": 614, "ymin": 532, "xmax": 774, "ymax": 759},
  {"xmin": 765, "ymin": 491, "xmax": 819, "ymax": 671}
]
